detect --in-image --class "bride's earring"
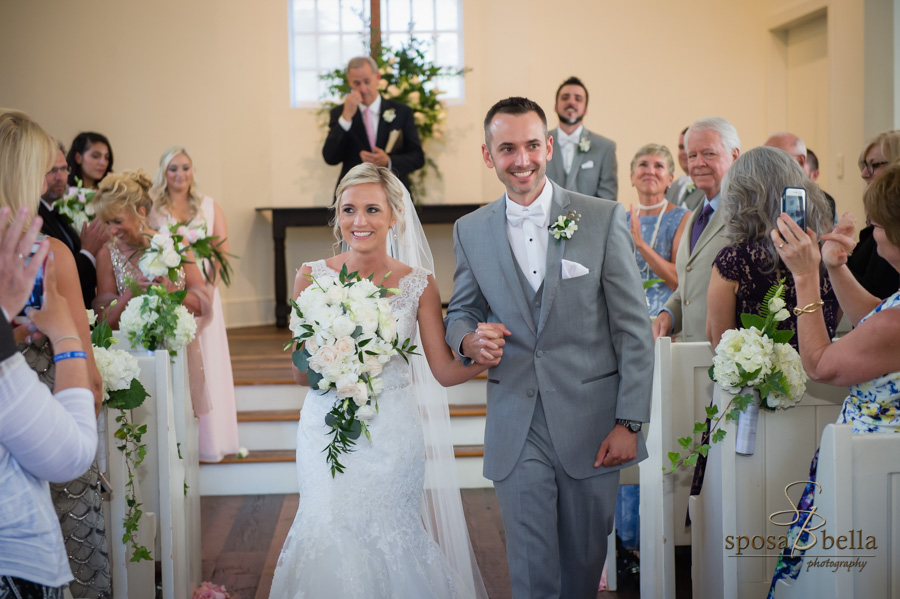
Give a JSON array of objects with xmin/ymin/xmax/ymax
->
[{"xmin": 391, "ymin": 225, "xmax": 398, "ymax": 241}]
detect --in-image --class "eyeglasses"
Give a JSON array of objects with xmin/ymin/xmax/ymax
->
[
  {"xmin": 860, "ymin": 160, "xmax": 889, "ymax": 176},
  {"xmin": 47, "ymin": 165, "xmax": 71, "ymax": 176}
]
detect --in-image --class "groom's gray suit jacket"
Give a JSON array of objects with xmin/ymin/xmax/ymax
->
[{"xmin": 445, "ymin": 181, "xmax": 653, "ymax": 481}]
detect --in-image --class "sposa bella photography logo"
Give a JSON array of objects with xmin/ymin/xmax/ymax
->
[{"xmin": 723, "ymin": 480, "xmax": 877, "ymax": 573}]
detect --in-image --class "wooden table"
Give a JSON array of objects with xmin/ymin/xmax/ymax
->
[{"xmin": 256, "ymin": 204, "xmax": 484, "ymax": 327}]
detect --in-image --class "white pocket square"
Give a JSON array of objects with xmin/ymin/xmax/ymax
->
[
  {"xmin": 581, "ymin": 160, "xmax": 594, "ymax": 170},
  {"xmin": 561, "ymin": 259, "xmax": 590, "ymax": 279}
]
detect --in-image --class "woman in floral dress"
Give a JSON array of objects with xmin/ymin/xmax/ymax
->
[{"xmin": 766, "ymin": 164, "xmax": 900, "ymax": 597}]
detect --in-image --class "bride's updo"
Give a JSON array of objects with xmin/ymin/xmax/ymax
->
[
  {"xmin": 95, "ymin": 169, "xmax": 154, "ymax": 223},
  {"xmin": 331, "ymin": 163, "xmax": 406, "ymax": 241}
]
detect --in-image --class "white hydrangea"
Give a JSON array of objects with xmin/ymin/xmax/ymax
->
[
  {"xmin": 766, "ymin": 343, "xmax": 808, "ymax": 409},
  {"xmin": 168, "ymin": 305, "xmax": 197, "ymax": 351},
  {"xmin": 93, "ymin": 346, "xmax": 141, "ymax": 400},
  {"xmin": 119, "ymin": 296, "xmax": 160, "ymax": 337},
  {"xmin": 712, "ymin": 327, "xmax": 774, "ymax": 393}
]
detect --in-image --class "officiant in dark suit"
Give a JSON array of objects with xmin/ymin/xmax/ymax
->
[
  {"xmin": 322, "ymin": 56, "xmax": 425, "ymax": 195},
  {"xmin": 40, "ymin": 144, "xmax": 108, "ymax": 307}
]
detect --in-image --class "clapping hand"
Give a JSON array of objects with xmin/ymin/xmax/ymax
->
[
  {"xmin": 820, "ymin": 212, "xmax": 858, "ymax": 269},
  {"xmin": 80, "ymin": 218, "xmax": 110, "ymax": 257},
  {"xmin": 461, "ymin": 321, "xmax": 510, "ymax": 367},
  {"xmin": 628, "ymin": 205, "xmax": 644, "ymax": 248},
  {"xmin": 360, "ymin": 147, "xmax": 390, "ymax": 167}
]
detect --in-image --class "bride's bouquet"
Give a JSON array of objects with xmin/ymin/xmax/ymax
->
[
  {"xmin": 52, "ymin": 177, "xmax": 96, "ymax": 232},
  {"xmin": 287, "ymin": 264, "xmax": 417, "ymax": 477}
]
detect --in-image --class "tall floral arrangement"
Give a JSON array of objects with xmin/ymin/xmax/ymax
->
[
  {"xmin": 320, "ymin": 35, "xmax": 467, "ymax": 199},
  {"xmin": 666, "ymin": 280, "xmax": 808, "ymax": 472}
]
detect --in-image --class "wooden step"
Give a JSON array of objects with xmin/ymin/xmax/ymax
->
[
  {"xmin": 235, "ymin": 404, "xmax": 487, "ymax": 423},
  {"xmin": 205, "ymin": 445, "xmax": 485, "ymax": 465}
]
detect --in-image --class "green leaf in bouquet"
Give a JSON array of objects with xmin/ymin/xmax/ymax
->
[
  {"xmin": 708, "ymin": 364, "xmax": 716, "ymax": 381},
  {"xmin": 292, "ymin": 347, "xmax": 310, "ymax": 372},
  {"xmin": 705, "ymin": 405, "xmax": 719, "ymax": 418},
  {"xmin": 773, "ymin": 330, "xmax": 795, "ymax": 344},
  {"xmin": 307, "ymin": 369, "xmax": 324, "ymax": 391},
  {"xmin": 677, "ymin": 436, "xmax": 692, "ymax": 450},
  {"xmin": 731, "ymin": 393, "xmax": 755, "ymax": 412},
  {"xmin": 344, "ymin": 418, "xmax": 362, "ymax": 440},
  {"xmin": 357, "ymin": 337, "xmax": 371, "ymax": 347},
  {"xmin": 106, "ymin": 379, "xmax": 150, "ymax": 411},
  {"xmin": 740, "ymin": 313, "xmax": 766, "ymax": 330}
]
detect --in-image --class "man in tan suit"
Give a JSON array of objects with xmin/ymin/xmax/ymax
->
[{"xmin": 652, "ymin": 117, "xmax": 740, "ymax": 341}]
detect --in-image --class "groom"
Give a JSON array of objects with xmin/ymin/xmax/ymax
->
[{"xmin": 445, "ymin": 97, "xmax": 653, "ymax": 598}]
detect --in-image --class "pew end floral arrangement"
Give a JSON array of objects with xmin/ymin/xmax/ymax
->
[
  {"xmin": 320, "ymin": 34, "xmax": 468, "ymax": 200},
  {"xmin": 665, "ymin": 280, "xmax": 807, "ymax": 473},
  {"xmin": 286, "ymin": 264, "xmax": 417, "ymax": 477},
  {"xmin": 89, "ymin": 306, "xmax": 152, "ymax": 562}
]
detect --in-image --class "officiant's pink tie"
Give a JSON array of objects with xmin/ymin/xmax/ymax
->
[{"xmin": 363, "ymin": 105, "xmax": 376, "ymax": 150}]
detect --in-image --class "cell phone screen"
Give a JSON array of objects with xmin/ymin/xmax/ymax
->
[
  {"xmin": 781, "ymin": 187, "xmax": 807, "ymax": 231},
  {"xmin": 23, "ymin": 241, "xmax": 44, "ymax": 311}
]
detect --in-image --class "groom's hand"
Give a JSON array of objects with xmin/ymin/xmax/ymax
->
[
  {"xmin": 594, "ymin": 425, "xmax": 638, "ymax": 468},
  {"xmin": 461, "ymin": 322, "xmax": 510, "ymax": 366}
]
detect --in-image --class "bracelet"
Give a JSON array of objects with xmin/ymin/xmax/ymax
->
[
  {"xmin": 52, "ymin": 335, "xmax": 82, "ymax": 346},
  {"xmin": 793, "ymin": 300, "xmax": 825, "ymax": 316},
  {"xmin": 53, "ymin": 351, "xmax": 88, "ymax": 363}
]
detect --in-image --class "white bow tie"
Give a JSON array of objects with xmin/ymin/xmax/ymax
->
[{"xmin": 507, "ymin": 204, "xmax": 545, "ymax": 228}]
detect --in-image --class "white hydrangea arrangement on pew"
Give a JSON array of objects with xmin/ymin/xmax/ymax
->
[
  {"xmin": 88, "ymin": 307, "xmax": 153, "ymax": 562},
  {"xmin": 286, "ymin": 264, "xmax": 417, "ymax": 477},
  {"xmin": 666, "ymin": 280, "xmax": 807, "ymax": 472},
  {"xmin": 118, "ymin": 230, "xmax": 197, "ymax": 356}
]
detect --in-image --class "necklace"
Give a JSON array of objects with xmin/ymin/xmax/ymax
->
[
  {"xmin": 634, "ymin": 203, "xmax": 668, "ymax": 275},
  {"xmin": 638, "ymin": 198, "xmax": 668, "ymax": 211}
]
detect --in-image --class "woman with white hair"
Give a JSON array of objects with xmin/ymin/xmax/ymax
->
[{"xmin": 149, "ymin": 147, "xmax": 238, "ymax": 463}]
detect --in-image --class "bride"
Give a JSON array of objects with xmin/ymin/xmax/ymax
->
[{"xmin": 269, "ymin": 164, "xmax": 491, "ymax": 599}]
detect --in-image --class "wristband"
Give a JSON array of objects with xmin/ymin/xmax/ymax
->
[{"xmin": 54, "ymin": 351, "xmax": 87, "ymax": 363}]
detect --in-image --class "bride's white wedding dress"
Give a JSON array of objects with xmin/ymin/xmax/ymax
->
[{"xmin": 269, "ymin": 261, "xmax": 475, "ymax": 599}]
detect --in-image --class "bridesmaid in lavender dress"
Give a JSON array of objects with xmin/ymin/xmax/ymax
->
[{"xmin": 150, "ymin": 147, "xmax": 239, "ymax": 463}]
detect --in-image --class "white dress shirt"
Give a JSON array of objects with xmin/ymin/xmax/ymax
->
[
  {"xmin": 506, "ymin": 178, "xmax": 554, "ymax": 293},
  {"xmin": 555, "ymin": 125, "xmax": 584, "ymax": 174}
]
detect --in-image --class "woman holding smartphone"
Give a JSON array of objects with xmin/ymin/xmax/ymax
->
[{"xmin": 705, "ymin": 146, "xmax": 839, "ymax": 348}]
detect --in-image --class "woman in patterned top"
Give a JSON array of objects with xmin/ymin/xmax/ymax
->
[
  {"xmin": 706, "ymin": 146, "xmax": 839, "ymax": 349},
  {"xmin": 766, "ymin": 162, "xmax": 900, "ymax": 599}
]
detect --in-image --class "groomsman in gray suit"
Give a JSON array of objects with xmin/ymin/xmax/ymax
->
[
  {"xmin": 653, "ymin": 117, "xmax": 741, "ymax": 342},
  {"xmin": 546, "ymin": 77, "xmax": 618, "ymax": 200},
  {"xmin": 445, "ymin": 97, "xmax": 653, "ymax": 598}
]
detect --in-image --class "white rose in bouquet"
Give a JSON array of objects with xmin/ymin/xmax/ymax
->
[
  {"xmin": 333, "ymin": 336, "xmax": 356, "ymax": 357},
  {"xmin": 336, "ymin": 374, "xmax": 359, "ymax": 398},
  {"xmin": 363, "ymin": 354, "xmax": 384, "ymax": 377},
  {"xmin": 347, "ymin": 278, "xmax": 378, "ymax": 301},
  {"xmin": 138, "ymin": 253, "xmax": 169, "ymax": 279},
  {"xmin": 355, "ymin": 405, "xmax": 377, "ymax": 421},
  {"xmin": 378, "ymin": 310, "xmax": 397, "ymax": 341},
  {"xmin": 162, "ymin": 247, "xmax": 181, "ymax": 268},
  {"xmin": 350, "ymin": 302, "xmax": 379, "ymax": 335},
  {"xmin": 331, "ymin": 315, "xmax": 357, "ymax": 338},
  {"xmin": 324, "ymin": 284, "xmax": 347, "ymax": 305},
  {"xmin": 309, "ymin": 345, "xmax": 340, "ymax": 372},
  {"xmin": 352, "ymin": 382, "xmax": 370, "ymax": 406}
]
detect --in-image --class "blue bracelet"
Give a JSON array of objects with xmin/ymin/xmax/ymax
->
[{"xmin": 54, "ymin": 351, "xmax": 88, "ymax": 363}]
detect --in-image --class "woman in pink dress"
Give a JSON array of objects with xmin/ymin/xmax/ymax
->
[{"xmin": 150, "ymin": 146, "xmax": 239, "ymax": 463}]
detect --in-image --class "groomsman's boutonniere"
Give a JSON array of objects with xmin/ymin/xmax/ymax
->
[
  {"xmin": 578, "ymin": 137, "xmax": 591, "ymax": 154},
  {"xmin": 685, "ymin": 181, "xmax": 696, "ymax": 195},
  {"xmin": 549, "ymin": 211, "xmax": 581, "ymax": 242},
  {"xmin": 382, "ymin": 108, "xmax": 397, "ymax": 123}
]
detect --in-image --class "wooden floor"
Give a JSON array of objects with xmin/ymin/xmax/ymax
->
[
  {"xmin": 201, "ymin": 489, "xmax": 651, "ymax": 599},
  {"xmin": 228, "ymin": 326, "xmax": 297, "ymax": 385}
]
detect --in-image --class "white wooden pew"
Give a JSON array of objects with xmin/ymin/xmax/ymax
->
[
  {"xmin": 773, "ymin": 423, "xmax": 900, "ymax": 598},
  {"xmin": 639, "ymin": 338, "xmax": 716, "ymax": 598},
  {"xmin": 104, "ymin": 345, "xmax": 201, "ymax": 598},
  {"xmin": 690, "ymin": 382, "xmax": 844, "ymax": 599}
]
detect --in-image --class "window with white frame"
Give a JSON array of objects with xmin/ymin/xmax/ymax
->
[{"xmin": 289, "ymin": 0, "xmax": 464, "ymax": 107}]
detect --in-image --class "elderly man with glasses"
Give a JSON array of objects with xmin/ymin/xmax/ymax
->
[{"xmin": 40, "ymin": 142, "xmax": 108, "ymax": 307}]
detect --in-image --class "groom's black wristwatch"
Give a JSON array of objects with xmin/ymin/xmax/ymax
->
[{"xmin": 616, "ymin": 419, "xmax": 642, "ymax": 433}]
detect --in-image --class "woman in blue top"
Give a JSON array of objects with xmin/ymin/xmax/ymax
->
[{"xmin": 625, "ymin": 144, "xmax": 691, "ymax": 315}]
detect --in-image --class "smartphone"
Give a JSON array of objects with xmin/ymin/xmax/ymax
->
[
  {"xmin": 24, "ymin": 242, "xmax": 44, "ymax": 311},
  {"xmin": 781, "ymin": 187, "xmax": 807, "ymax": 230}
]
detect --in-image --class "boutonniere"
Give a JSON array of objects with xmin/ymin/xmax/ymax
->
[
  {"xmin": 578, "ymin": 137, "xmax": 591, "ymax": 153},
  {"xmin": 549, "ymin": 210, "xmax": 581, "ymax": 242},
  {"xmin": 685, "ymin": 181, "xmax": 696, "ymax": 194},
  {"xmin": 382, "ymin": 108, "xmax": 396, "ymax": 123}
]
